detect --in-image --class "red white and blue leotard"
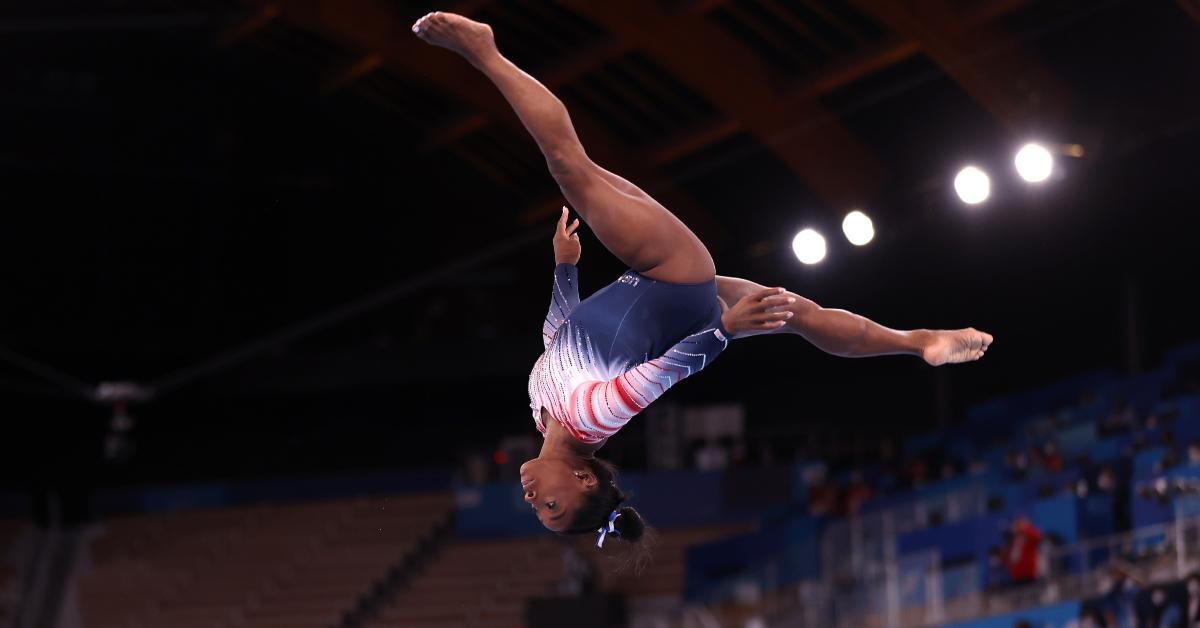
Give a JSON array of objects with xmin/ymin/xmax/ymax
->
[{"xmin": 528, "ymin": 264, "xmax": 729, "ymax": 444}]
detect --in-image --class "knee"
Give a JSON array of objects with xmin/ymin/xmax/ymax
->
[
  {"xmin": 784, "ymin": 294, "xmax": 820, "ymax": 329},
  {"xmin": 546, "ymin": 148, "xmax": 592, "ymax": 182}
]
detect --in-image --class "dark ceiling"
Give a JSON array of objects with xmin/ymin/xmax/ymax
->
[{"xmin": 1, "ymin": 0, "xmax": 1198, "ymax": 490}]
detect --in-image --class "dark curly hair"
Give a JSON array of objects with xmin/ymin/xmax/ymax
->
[{"xmin": 560, "ymin": 456, "xmax": 654, "ymax": 573}]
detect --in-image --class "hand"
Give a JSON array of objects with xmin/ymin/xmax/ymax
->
[
  {"xmin": 720, "ymin": 288, "xmax": 796, "ymax": 338},
  {"xmin": 553, "ymin": 206, "xmax": 582, "ymax": 265}
]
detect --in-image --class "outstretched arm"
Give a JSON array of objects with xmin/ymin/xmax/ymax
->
[{"xmin": 543, "ymin": 208, "xmax": 582, "ymax": 347}]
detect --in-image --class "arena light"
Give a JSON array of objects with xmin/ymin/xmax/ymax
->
[
  {"xmin": 1014, "ymin": 143, "xmax": 1054, "ymax": 183},
  {"xmin": 842, "ymin": 210, "xmax": 874, "ymax": 246},
  {"xmin": 954, "ymin": 166, "xmax": 990, "ymax": 205},
  {"xmin": 792, "ymin": 229, "xmax": 826, "ymax": 265}
]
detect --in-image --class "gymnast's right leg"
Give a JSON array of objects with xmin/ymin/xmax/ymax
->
[{"xmin": 412, "ymin": 11, "xmax": 715, "ymax": 285}]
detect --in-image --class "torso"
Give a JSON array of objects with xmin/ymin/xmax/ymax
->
[{"xmin": 529, "ymin": 270, "xmax": 720, "ymax": 443}]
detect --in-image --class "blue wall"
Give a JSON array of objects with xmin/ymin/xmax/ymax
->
[{"xmin": 944, "ymin": 600, "xmax": 1080, "ymax": 628}]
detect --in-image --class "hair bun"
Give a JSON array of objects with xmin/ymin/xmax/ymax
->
[{"xmin": 614, "ymin": 506, "xmax": 645, "ymax": 542}]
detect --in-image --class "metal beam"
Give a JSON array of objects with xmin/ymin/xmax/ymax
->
[
  {"xmin": 216, "ymin": 4, "xmax": 279, "ymax": 48},
  {"xmin": 320, "ymin": 52, "xmax": 382, "ymax": 92},
  {"xmin": 849, "ymin": 0, "xmax": 1070, "ymax": 131},
  {"xmin": 1177, "ymin": 0, "xmax": 1200, "ymax": 23},
  {"xmin": 565, "ymin": 0, "xmax": 883, "ymax": 210}
]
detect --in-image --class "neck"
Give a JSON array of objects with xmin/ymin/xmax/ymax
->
[{"xmin": 539, "ymin": 409, "xmax": 602, "ymax": 460}]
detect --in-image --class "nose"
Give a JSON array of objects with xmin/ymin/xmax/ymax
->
[{"xmin": 523, "ymin": 490, "xmax": 535, "ymax": 503}]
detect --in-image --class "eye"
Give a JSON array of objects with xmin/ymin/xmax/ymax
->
[{"xmin": 546, "ymin": 501, "xmax": 557, "ymax": 510}]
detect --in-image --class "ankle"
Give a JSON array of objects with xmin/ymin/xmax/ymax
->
[{"xmin": 910, "ymin": 329, "xmax": 934, "ymax": 356}]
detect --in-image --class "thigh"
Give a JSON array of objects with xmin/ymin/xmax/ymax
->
[{"xmin": 556, "ymin": 159, "xmax": 715, "ymax": 284}]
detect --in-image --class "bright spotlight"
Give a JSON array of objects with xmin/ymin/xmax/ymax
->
[
  {"xmin": 842, "ymin": 210, "xmax": 874, "ymax": 246},
  {"xmin": 954, "ymin": 166, "xmax": 990, "ymax": 205},
  {"xmin": 1015, "ymin": 143, "xmax": 1054, "ymax": 183},
  {"xmin": 791, "ymin": 229, "xmax": 826, "ymax": 265}
]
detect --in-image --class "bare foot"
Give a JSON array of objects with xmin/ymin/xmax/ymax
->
[
  {"xmin": 922, "ymin": 328, "xmax": 993, "ymax": 366},
  {"xmin": 411, "ymin": 11, "xmax": 496, "ymax": 64}
]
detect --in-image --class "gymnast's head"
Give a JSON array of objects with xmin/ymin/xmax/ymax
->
[{"xmin": 520, "ymin": 455, "xmax": 649, "ymax": 549}]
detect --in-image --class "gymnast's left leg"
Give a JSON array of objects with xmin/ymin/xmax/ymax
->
[
  {"xmin": 715, "ymin": 276, "xmax": 992, "ymax": 366},
  {"xmin": 412, "ymin": 11, "xmax": 714, "ymax": 285}
]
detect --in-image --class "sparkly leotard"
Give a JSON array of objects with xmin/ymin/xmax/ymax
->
[{"xmin": 528, "ymin": 264, "xmax": 729, "ymax": 444}]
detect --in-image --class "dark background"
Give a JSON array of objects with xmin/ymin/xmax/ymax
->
[{"xmin": 0, "ymin": 0, "xmax": 1197, "ymax": 500}]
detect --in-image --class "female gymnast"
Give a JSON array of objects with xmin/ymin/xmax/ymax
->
[{"xmin": 412, "ymin": 12, "xmax": 993, "ymax": 553}]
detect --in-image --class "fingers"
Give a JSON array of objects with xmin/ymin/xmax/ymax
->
[
  {"xmin": 748, "ymin": 287, "xmax": 785, "ymax": 302},
  {"xmin": 557, "ymin": 206, "xmax": 568, "ymax": 234},
  {"xmin": 753, "ymin": 311, "xmax": 793, "ymax": 324},
  {"xmin": 749, "ymin": 294, "xmax": 796, "ymax": 314},
  {"xmin": 567, "ymin": 218, "xmax": 581, "ymax": 236}
]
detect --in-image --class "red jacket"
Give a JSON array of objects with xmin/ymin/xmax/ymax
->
[{"xmin": 1006, "ymin": 519, "xmax": 1043, "ymax": 581}]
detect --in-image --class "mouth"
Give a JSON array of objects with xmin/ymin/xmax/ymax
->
[{"xmin": 520, "ymin": 477, "xmax": 534, "ymax": 490}]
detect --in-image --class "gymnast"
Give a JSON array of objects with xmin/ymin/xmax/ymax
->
[{"xmin": 412, "ymin": 11, "xmax": 992, "ymax": 553}]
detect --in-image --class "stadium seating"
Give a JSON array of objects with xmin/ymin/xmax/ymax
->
[
  {"xmin": 366, "ymin": 536, "xmax": 566, "ymax": 628},
  {"xmin": 76, "ymin": 492, "xmax": 451, "ymax": 628},
  {"xmin": 0, "ymin": 519, "xmax": 33, "ymax": 625}
]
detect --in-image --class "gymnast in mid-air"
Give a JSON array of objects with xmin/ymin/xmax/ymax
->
[{"xmin": 413, "ymin": 12, "xmax": 992, "ymax": 552}]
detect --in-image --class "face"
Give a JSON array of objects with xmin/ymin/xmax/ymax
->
[{"xmin": 519, "ymin": 458, "xmax": 595, "ymax": 532}]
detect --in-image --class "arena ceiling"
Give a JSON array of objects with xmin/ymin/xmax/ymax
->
[{"xmin": 1, "ymin": 0, "xmax": 1198, "ymax": 486}]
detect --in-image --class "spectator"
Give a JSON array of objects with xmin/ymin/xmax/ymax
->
[
  {"xmin": 806, "ymin": 466, "xmax": 837, "ymax": 516},
  {"xmin": 906, "ymin": 456, "xmax": 931, "ymax": 488},
  {"xmin": 1188, "ymin": 440, "xmax": 1200, "ymax": 466},
  {"xmin": 1097, "ymin": 467, "xmax": 1118, "ymax": 494},
  {"xmin": 969, "ymin": 457, "xmax": 989, "ymax": 476},
  {"xmin": 1040, "ymin": 441, "xmax": 1064, "ymax": 473},
  {"xmin": 1186, "ymin": 572, "xmax": 1200, "ymax": 626},
  {"xmin": 986, "ymin": 546, "xmax": 1009, "ymax": 591},
  {"xmin": 1156, "ymin": 450, "xmax": 1182, "ymax": 475},
  {"xmin": 1004, "ymin": 448, "xmax": 1032, "ymax": 481},
  {"xmin": 1077, "ymin": 607, "xmax": 1107, "ymax": 628},
  {"xmin": 1141, "ymin": 585, "xmax": 1182, "ymax": 628},
  {"xmin": 844, "ymin": 469, "xmax": 874, "ymax": 515},
  {"xmin": 1098, "ymin": 564, "xmax": 1141, "ymax": 628},
  {"xmin": 1102, "ymin": 399, "xmax": 1137, "ymax": 436},
  {"xmin": 1004, "ymin": 517, "xmax": 1043, "ymax": 585},
  {"xmin": 939, "ymin": 460, "xmax": 959, "ymax": 480}
]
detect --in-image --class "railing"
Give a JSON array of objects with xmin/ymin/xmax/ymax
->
[
  {"xmin": 820, "ymin": 480, "xmax": 991, "ymax": 585},
  {"xmin": 775, "ymin": 514, "xmax": 1200, "ymax": 628}
]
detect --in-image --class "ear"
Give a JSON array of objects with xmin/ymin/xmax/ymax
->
[{"xmin": 574, "ymin": 468, "xmax": 598, "ymax": 490}]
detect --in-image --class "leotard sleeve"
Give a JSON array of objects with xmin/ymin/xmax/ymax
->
[
  {"xmin": 542, "ymin": 263, "xmax": 580, "ymax": 348},
  {"xmin": 566, "ymin": 323, "xmax": 730, "ymax": 442}
]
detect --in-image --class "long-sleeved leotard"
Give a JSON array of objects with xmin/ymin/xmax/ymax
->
[{"xmin": 528, "ymin": 264, "xmax": 729, "ymax": 444}]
